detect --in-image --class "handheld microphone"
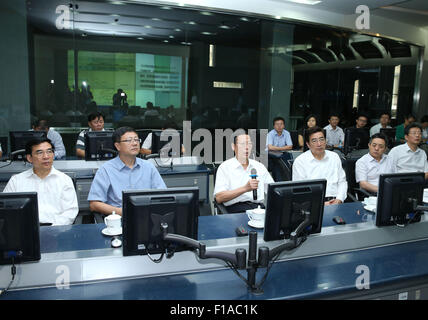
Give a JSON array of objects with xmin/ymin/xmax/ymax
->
[{"xmin": 250, "ymin": 168, "xmax": 258, "ymax": 201}]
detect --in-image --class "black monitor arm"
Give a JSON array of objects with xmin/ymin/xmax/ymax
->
[
  {"xmin": 267, "ymin": 211, "xmax": 311, "ymax": 261},
  {"xmin": 161, "ymin": 223, "xmax": 246, "ymax": 269}
]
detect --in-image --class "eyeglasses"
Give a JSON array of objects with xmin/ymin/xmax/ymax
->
[
  {"xmin": 310, "ymin": 137, "xmax": 326, "ymax": 144},
  {"xmin": 33, "ymin": 149, "xmax": 54, "ymax": 157},
  {"xmin": 120, "ymin": 138, "xmax": 141, "ymax": 144},
  {"xmin": 408, "ymin": 132, "xmax": 422, "ymax": 136},
  {"xmin": 236, "ymin": 142, "xmax": 253, "ymax": 147}
]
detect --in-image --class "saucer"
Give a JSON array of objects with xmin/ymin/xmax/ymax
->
[
  {"xmin": 248, "ymin": 219, "xmax": 264, "ymax": 229},
  {"xmin": 102, "ymin": 227, "xmax": 122, "ymax": 236}
]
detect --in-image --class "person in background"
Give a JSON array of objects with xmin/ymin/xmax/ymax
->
[
  {"xmin": 324, "ymin": 113, "xmax": 344, "ymax": 149},
  {"xmin": 293, "ymin": 126, "xmax": 347, "ymax": 206},
  {"xmin": 298, "ymin": 114, "xmax": 318, "ymax": 150},
  {"xmin": 354, "ymin": 113, "xmax": 369, "ymax": 129},
  {"xmin": 141, "ymin": 121, "xmax": 185, "ymax": 156},
  {"xmin": 355, "ymin": 133, "xmax": 393, "ymax": 194},
  {"xmin": 369, "ymin": 111, "xmax": 392, "ymax": 137},
  {"xmin": 76, "ymin": 111, "xmax": 106, "ymax": 158},
  {"xmin": 32, "ymin": 119, "xmax": 66, "ymax": 160},
  {"xmin": 395, "ymin": 113, "xmax": 416, "ymax": 143},
  {"xmin": 3, "ymin": 138, "xmax": 78, "ymax": 225}
]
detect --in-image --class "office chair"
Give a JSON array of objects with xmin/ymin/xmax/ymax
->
[
  {"xmin": 212, "ymin": 163, "xmax": 229, "ymax": 215},
  {"xmin": 341, "ymin": 158, "xmax": 375, "ymax": 202}
]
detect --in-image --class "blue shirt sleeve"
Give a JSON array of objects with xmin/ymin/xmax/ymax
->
[
  {"xmin": 285, "ymin": 131, "xmax": 293, "ymax": 146},
  {"xmin": 87, "ymin": 166, "xmax": 110, "ymax": 202},
  {"xmin": 150, "ymin": 163, "xmax": 167, "ymax": 189}
]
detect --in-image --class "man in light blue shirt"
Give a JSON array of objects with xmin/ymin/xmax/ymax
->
[
  {"xmin": 266, "ymin": 116, "xmax": 293, "ymax": 181},
  {"xmin": 88, "ymin": 127, "xmax": 166, "ymax": 216}
]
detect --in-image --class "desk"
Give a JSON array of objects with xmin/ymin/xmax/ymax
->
[
  {"xmin": 0, "ymin": 157, "xmax": 210, "ymax": 207},
  {"xmin": 3, "ymin": 202, "xmax": 428, "ymax": 300}
]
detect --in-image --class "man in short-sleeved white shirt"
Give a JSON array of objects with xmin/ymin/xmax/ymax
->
[
  {"xmin": 355, "ymin": 133, "xmax": 394, "ymax": 193},
  {"xmin": 370, "ymin": 112, "xmax": 392, "ymax": 137},
  {"xmin": 387, "ymin": 123, "xmax": 428, "ymax": 179},
  {"xmin": 214, "ymin": 134, "xmax": 274, "ymax": 213},
  {"xmin": 293, "ymin": 126, "xmax": 347, "ymax": 205},
  {"xmin": 3, "ymin": 138, "xmax": 78, "ymax": 225}
]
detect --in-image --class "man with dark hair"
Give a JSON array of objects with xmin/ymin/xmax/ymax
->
[
  {"xmin": 324, "ymin": 113, "xmax": 344, "ymax": 149},
  {"xmin": 292, "ymin": 126, "xmax": 347, "ymax": 206},
  {"xmin": 355, "ymin": 113, "xmax": 369, "ymax": 129},
  {"xmin": 370, "ymin": 112, "xmax": 391, "ymax": 137},
  {"xmin": 355, "ymin": 133, "xmax": 394, "ymax": 193},
  {"xmin": 88, "ymin": 127, "xmax": 166, "ymax": 216},
  {"xmin": 76, "ymin": 111, "xmax": 106, "ymax": 158},
  {"xmin": 395, "ymin": 113, "xmax": 416, "ymax": 143},
  {"xmin": 214, "ymin": 133, "xmax": 274, "ymax": 213},
  {"xmin": 32, "ymin": 119, "xmax": 66, "ymax": 159},
  {"xmin": 388, "ymin": 123, "xmax": 428, "ymax": 179},
  {"xmin": 266, "ymin": 116, "xmax": 293, "ymax": 181},
  {"xmin": 3, "ymin": 138, "xmax": 78, "ymax": 225}
]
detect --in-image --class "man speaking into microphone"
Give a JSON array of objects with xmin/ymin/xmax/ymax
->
[{"xmin": 214, "ymin": 133, "xmax": 274, "ymax": 213}]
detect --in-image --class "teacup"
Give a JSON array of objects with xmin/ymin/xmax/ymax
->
[
  {"xmin": 104, "ymin": 212, "xmax": 122, "ymax": 230},
  {"xmin": 247, "ymin": 207, "xmax": 266, "ymax": 223}
]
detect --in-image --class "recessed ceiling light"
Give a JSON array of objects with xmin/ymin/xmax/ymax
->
[
  {"xmin": 174, "ymin": 28, "xmax": 182, "ymax": 32},
  {"xmin": 110, "ymin": 1, "xmax": 125, "ymax": 5},
  {"xmin": 200, "ymin": 11, "xmax": 213, "ymax": 16},
  {"xmin": 219, "ymin": 25, "xmax": 231, "ymax": 29},
  {"xmin": 240, "ymin": 17, "xmax": 250, "ymax": 22},
  {"xmin": 160, "ymin": 6, "xmax": 172, "ymax": 10},
  {"xmin": 284, "ymin": 0, "xmax": 322, "ymax": 4},
  {"xmin": 169, "ymin": 35, "xmax": 175, "ymax": 39},
  {"xmin": 137, "ymin": 37, "xmax": 144, "ymax": 40},
  {"xmin": 201, "ymin": 32, "xmax": 215, "ymax": 35},
  {"xmin": 163, "ymin": 40, "xmax": 169, "ymax": 43},
  {"xmin": 185, "ymin": 21, "xmax": 197, "ymax": 25},
  {"xmin": 151, "ymin": 18, "xmax": 162, "ymax": 21},
  {"xmin": 144, "ymin": 25, "xmax": 152, "ymax": 29},
  {"xmin": 275, "ymin": 16, "xmax": 281, "ymax": 19}
]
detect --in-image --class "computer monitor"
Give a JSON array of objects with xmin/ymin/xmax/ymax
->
[
  {"xmin": 151, "ymin": 129, "xmax": 183, "ymax": 157},
  {"xmin": 343, "ymin": 127, "xmax": 370, "ymax": 155},
  {"xmin": 9, "ymin": 131, "xmax": 47, "ymax": 160},
  {"xmin": 84, "ymin": 131, "xmax": 116, "ymax": 160},
  {"xmin": 0, "ymin": 192, "xmax": 40, "ymax": 265},
  {"xmin": 263, "ymin": 179, "xmax": 326, "ymax": 242},
  {"xmin": 122, "ymin": 187, "xmax": 199, "ymax": 256},
  {"xmin": 380, "ymin": 128, "xmax": 396, "ymax": 149},
  {"xmin": 375, "ymin": 172, "xmax": 425, "ymax": 227}
]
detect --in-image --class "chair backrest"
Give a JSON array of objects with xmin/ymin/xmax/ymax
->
[
  {"xmin": 275, "ymin": 158, "xmax": 292, "ymax": 181},
  {"xmin": 290, "ymin": 130, "xmax": 299, "ymax": 150},
  {"xmin": 341, "ymin": 158, "xmax": 357, "ymax": 193},
  {"xmin": 63, "ymin": 171, "xmax": 77, "ymax": 190},
  {"xmin": 0, "ymin": 136, "xmax": 7, "ymax": 156}
]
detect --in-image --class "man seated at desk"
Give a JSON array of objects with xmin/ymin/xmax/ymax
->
[
  {"xmin": 88, "ymin": 126, "xmax": 167, "ymax": 216},
  {"xmin": 214, "ymin": 133, "xmax": 274, "ymax": 213},
  {"xmin": 324, "ymin": 113, "xmax": 344, "ymax": 149},
  {"xmin": 292, "ymin": 126, "xmax": 347, "ymax": 206},
  {"xmin": 32, "ymin": 119, "xmax": 66, "ymax": 160},
  {"xmin": 355, "ymin": 133, "xmax": 393, "ymax": 193},
  {"xmin": 266, "ymin": 116, "xmax": 293, "ymax": 181},
  {"xmin": 3, "ymin": 138, "xmax": 78, "ymax": 225},
  {"xmin": 76, "ymin": 111, "xmax": 106, "ymax": 158},
  {"xmin": 141, "ymin": 121, "xmax": 185, "ymax": 156},
  {"xmin": 388, "ymin": 123, "xmax": 428, "ymax": 179}
]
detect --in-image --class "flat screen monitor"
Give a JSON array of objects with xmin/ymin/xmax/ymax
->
[
  {"xmin": 151, "ymin": 129, "xmax": 183, "ymax": 157},
  {"xmin": 122, "ymin": 187, "xmax": 199, "ymax": 256},
  {"xmin": 84, "ymin": 131, "xmax": 116, "ymax": 160},
  {"xmin": 376, "ymin": 172, "xmax": 425, "ymax": 227},
  {"xmin": 344, "ymin": 127, "xmax": 370, "ymax": 155},
  {"xmin": 380, "ymin": 128, "xmax": 396, "ymax": 149},
  {"xmin": 263, "ymin": 179, "xmax": 326, "ymax": 242},
  {"xmin": 0, "ymin": 192, "xmax": 40, "ymax": 265},
  {"xmin": 9, "ymin": 131, "xmax": 47, "ymax": 160}
]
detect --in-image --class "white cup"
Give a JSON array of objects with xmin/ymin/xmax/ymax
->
[
  {"xmin": 247, "ymin": 207, "xmax": 266, "ymax": 223},
  {"xmin": 104, "ymin": 212, "xmax": 121, "ymax": 230}
]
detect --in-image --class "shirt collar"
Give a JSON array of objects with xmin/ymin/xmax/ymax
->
[
  {"xmin": 232, "ymin": 156, "xmax": 255, "ymax": 171},
  {"xmin": 404, "ymin": 143, "xmax": 421, "ymax": 154},
  {"xmin": 367, "ymin": 153, "xmax": 387, "ymax": 163},
  {"xmin": 111, "ymin": 156, "xmax": 140, "ymax": 171},
  {"xmin": 273, "ymin": 130, "xmax": 285, "ymax": 137},
  {"xmin": 307, "ymin": 150, "xmax": 328, "ymax": 162},
  {"xmin": 28, "ymin": 166, "xmax": 59, "ymax": 179}
]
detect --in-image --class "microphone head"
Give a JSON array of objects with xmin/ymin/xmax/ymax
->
[{"xmin": 251, "ymin": 168, "xmax": 257, "ymax": 175}]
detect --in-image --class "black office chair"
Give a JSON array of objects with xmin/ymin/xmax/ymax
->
[
  {"xmin": 271, "ymin": 157, "xmax": 292, "ymax": 182},
  {"xmin": 212, "ymin": 163, "xmax": 229, "ymax": 215},
  {"xmin": 341, "ymin": 158, "xmax": 375, "ymax": 202}
]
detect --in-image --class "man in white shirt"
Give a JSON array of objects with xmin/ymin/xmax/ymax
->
[
  {"xmin": 76, "ymin": 111, "xmax": 106, "ymax": 158},
  {"xmin": 214, "ymin": 134, "xmax": 274, "ymax": 213},
  {"xmin": 369, "ymin": 112, "xmax": 392, "ymax": 137},
  {"xmin": 355, "ymin": 133, "xmax": 394, "ymax": 193},
  {"xmin": 292, "ymin": 126, "xmax": 347, "ymax": 206},
  {"xmin": 324, "ymin": 113, "xmax": 344, "ymax": 149},
  {"xmin": 388, "ymin": 123, "xmax": 428, "ymax": 179},
  {"xmin": 3, "ymin": 138, "xmax": 78, "ymax": 225},
  {"xmin": 32, "ymin": 119, "xmax": 66, "ymax": 160}
]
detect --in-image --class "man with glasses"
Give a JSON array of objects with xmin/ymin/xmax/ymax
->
[
  {"xmin": 214, "ymin": 133, "xmax": 274, "ymax": 213},
  {"xmin": 76, "ymin": 111, "xmax": 107, "ymax": 158},
  {"xmin": 388, "ymin": 123, "xmax": 428, "ymax": 179},
  {"xmin": 88, "ymin": 127, "xmax": 166, "ymax": 216},
  {"xmin": 3, "ymin": 138, "xmax": 78, "ymax": 225},
  {"xmin": 355, "ymin": 133, "xmax": 394, "ymax": 193},
  {"xmin": 292, "ymin": 126, "xmax": 347, "ymax": 206}
]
